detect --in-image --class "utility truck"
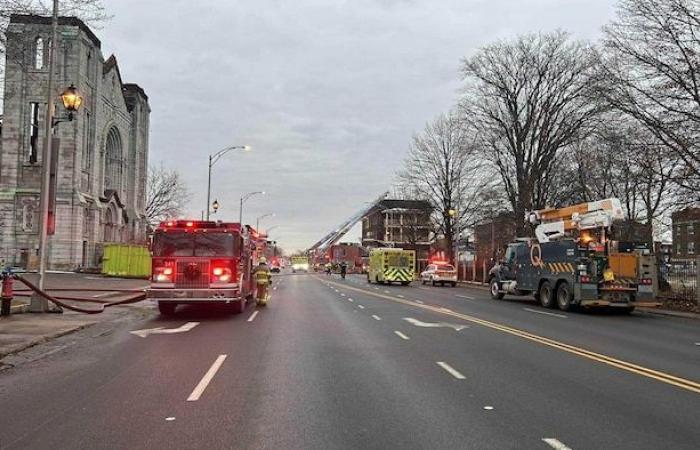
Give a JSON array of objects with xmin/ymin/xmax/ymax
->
[{"xmin": 488, "ymin": 199, "xmax": 660, "ymax": 312}]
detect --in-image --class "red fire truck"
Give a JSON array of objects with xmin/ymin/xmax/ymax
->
[{"xmin": 147, "ymin": 220, "xmax": 258, "ymax": 315}]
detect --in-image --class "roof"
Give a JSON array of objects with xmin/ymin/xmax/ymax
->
[{"xmin": 10, "ymin": 14, "xmax": 101, "ymax": 48}]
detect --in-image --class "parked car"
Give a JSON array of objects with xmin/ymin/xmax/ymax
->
[{"xmin": 420, "ymin": 263, "xmax": 457, "ymax": 287}]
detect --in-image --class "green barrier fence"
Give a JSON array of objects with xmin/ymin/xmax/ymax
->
[{"xmin": 102, "ymin": 244, "xmax": 151, "ymax": 278}]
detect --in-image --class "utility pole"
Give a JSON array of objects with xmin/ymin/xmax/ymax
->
[{"xmin": 31, "ymin": 0, "xmax": 59, "ymax": 312}]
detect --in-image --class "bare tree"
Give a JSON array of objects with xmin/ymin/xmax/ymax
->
[
  {"xmin": 146, "ymin": 164, "xmax": 189, "ymax": 229},
  {"xmin": 461, "ymin": 31, "xmax": 602, "ymax": 234},
  {"xmin": 602, "ymin": 0, "xmax": 700, "ymax": 203},
  {"xmin": 398, "ymin": 112, "xmax": 489, "ymax": 260}
]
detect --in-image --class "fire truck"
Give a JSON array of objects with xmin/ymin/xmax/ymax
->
[
  {"xmin": 147, "ymin": 220, "xmax": 258, "ymax": 315},
  {"xmin": 488, "ymin": 199, "xmax": 661, "ymax": 312}
]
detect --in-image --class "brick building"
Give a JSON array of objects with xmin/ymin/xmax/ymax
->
[
  {"xmin": 361, "ymin": 199, "xmax": 432, "ymax": 272},
  {"xmin": 474, "ymin": 212, "xmax": 516, "ymax": 265},
  {"xmin": 671, "ymin": 207, "xmax": 700, "ymax": 260},
  {"xmin": 0, "ymin": 15, "xmax": 150, "ymax": 269}
]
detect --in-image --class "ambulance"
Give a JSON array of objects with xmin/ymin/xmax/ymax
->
[{"xmin": 367, "ymin": 248, "xmax": 415, "ymax": 285}]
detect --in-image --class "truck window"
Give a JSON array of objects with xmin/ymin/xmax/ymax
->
[
  {"xmin": 195, "ymin": 233, "xmax": 239, "ymax": 257},
  {"xmin": 504, "ymin": 246, "xmax": 516, "ymax": 264},
  {"xmin": 152, "ymin": 231, "xmax": 240, "ymax": 257},
  {"xmin": 152, "ymin": 232, "xmax": 193, "ymax": 257}
]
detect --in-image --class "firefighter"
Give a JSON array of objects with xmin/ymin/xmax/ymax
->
[
  {"xmin": 325, "ymin": 263, "xmax": 332, "ymax": 275},
  {"xmin": 254, "ymin": 257, "xmax": 272, "ymax": 306},
  {"xmin": 339, "ymin": 261, "xmax": 347, "ymax": 279}
]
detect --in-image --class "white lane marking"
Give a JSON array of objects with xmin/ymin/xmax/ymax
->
[
  {"xmin": 374, "ymin": 287, "xmax": 380, "ymax": 290},
  {"xmin": 397, "ymin": 294, "xmax": 405, "ymax": 298},
  {"xmin": 440, "ymin": 307, "xmax": 453, "ymax": 312},
  {"xmin": 273, "ymin": 286, "xmax": 278, "ymax": 291},
  {"xmin": 372, "ymin": 315, "xmax": 381, "ymax": 321},
  {"xmin": 358, "ymin": 305, "xmax": 365, "ymax": 309},
  {"xmin": 247, "ymin": 311, "xmax": 259, "ymax": 322},
  {"xmin": 91, "ymin": 292, "xmax": 114, "ymax": 298},
  {"xmin": 187, "ymin": 354, "xmax": 227, "ymax": 401},
  {"xmin": 436, "ymin": 361, "xmax": 466, "ymax": 379},
  {"xmin": 483, "ymin": 406, "xmax": 494, "ymax": 411},
  {"xmin": 348, "ymin": 298, "xmax": 354, "ymax": 302},
  {"xmin": 394, "ymin": 330, "xmax": 410, "ymax": 340},
  {"xmin": 542, "ymin": 438, "xmax": 572, "ymax": 450},
  {"xmin": 695, "ymin": 342, "xmax": 700, "ymax": 346},
  {"xmin": 403, "ymin": 317, "xmax": 468, "ymax": 331},
  {"xmin": 456, "ymin": 294, "xmax": 474, "ymax": 300},
  {"xmin": 415, "ymin": 300, "xmax": 424, "ymax": 304},
  {"xmin": 165, "ymin": 417, "xmax": 176, "ymax": 421},
  {"xmin": 340, "ymin": 293, "xmax": 346, "ymax": 297},
  {"xmin": 130, "ymin": 322, "xmax": 199, "ymax": 338},
  {"xmin": 523, "ymin": 308, "xmax": 567, "ymax": 319},
  {"xmin": 383, "ymin": 290, "xmax": 390, "ymax": 294}
]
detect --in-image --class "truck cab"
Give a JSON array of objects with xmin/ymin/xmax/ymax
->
[{"xmin": 146, "ymin": 220, "xmax": 254, "ymax": 315}]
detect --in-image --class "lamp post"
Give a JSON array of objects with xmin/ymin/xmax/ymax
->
[
  {"xmin": 448, "ymin": 208, "xmax": 459, "ymax": 271},
  {"xmin": 239, "ymin": 191, "xmax": 264, "ymax": 225},
  {"xmin": 256, "ymin": 213, "xmax": 275, "ymax": 231},
  {"xmin": 32, "ymin": 1, "xmax": 85, "ymax": 312},
  {"xmin": 206, "ymin": 145, "xmax": 250, "ymax": 220},
  {"xmin": 266, "ymin": 225, "xmax": 279, "ymax": 236},
  {"xmin": 210, "ymin": 199, "xmax": 220, "ymax": 217}
]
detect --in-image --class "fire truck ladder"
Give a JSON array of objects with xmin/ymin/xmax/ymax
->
[{"xmin": 307, "ymin": 192, "xmax": 388, "ymax": 254}]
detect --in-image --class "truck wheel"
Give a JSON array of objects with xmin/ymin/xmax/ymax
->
[
  {"xmin": 450, "ymin": 282, "xmax": 457, "ymax": 288},
  {"xmin": 401, "ymin": 281, "xmax": 410, "ymax": 286},
  {"xmin": 621, "ymin": 306, "xmax": 635, "ymax": 314},
  {"xmin": 538, "ymin": 281, "xmax": 556, "ymax": 309},
  {"xmin": 432, "ymin": 280, "xmax": 436, "ymax": 286},
  {"xmin": 490, "ymin": 278, "xmax": 504, "ymax": 300},
  {"xmin": 421, "ymin": 279, "xmax": 426, "ymax": 285},
  {"xmin": 556, "ymin": 281, "xmax": 573, "ymax": 311},
  {"xmin": 158, "ymin": 302, "xmax": 176, "ymax": 316}
]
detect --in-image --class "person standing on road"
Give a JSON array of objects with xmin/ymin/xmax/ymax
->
[
  {"xmin": 340, "ymin": 261, "xmax": 347, "ymax": 279},
  {"xmin": 254, "ymin": 257, "xmax": 272, "ymax": 306}
]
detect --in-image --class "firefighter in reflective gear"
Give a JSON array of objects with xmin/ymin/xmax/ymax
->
[{"xmin": 254, "ymin": 257, "xmax": 272, "ymax": 306}]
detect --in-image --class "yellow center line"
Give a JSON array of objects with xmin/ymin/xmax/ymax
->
[{"xmin": 315, "ymin": 276, "xmax": 700, "ymax": 395}]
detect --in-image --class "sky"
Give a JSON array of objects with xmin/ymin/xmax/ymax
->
[{"xmin": 97, "ymin": 0, "xmax": 618, "ymax": 252}]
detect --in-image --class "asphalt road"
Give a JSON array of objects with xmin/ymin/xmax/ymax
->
[{"xmin": 1, "ymin": 272, "xmax": 699, "ymax": 449}]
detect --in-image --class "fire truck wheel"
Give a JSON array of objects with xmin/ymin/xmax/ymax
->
[
  {"xmin": 490, "ymin": 278, "xmax": 504, "ymax": 300},
  {"xmin": 556, "ymin": 281, "xmax": 573, "ymax": 311},
  {"xmin": 228, "ymin": 300, "xmax": 246, "ymax": 314},
  {"xmin": 538, "ymin": 281, "xmax": 556, "ymax": 309},
  {"xmin": 158, "ymin": 302, "xmax": 176, "ymax": 316}
]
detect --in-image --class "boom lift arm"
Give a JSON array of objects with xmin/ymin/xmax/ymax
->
[{"xmin": 526, "ymin": 198, "xmax": 625, "ymax": 243}]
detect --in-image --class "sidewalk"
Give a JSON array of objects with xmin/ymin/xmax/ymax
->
[
  {"xmin": 0, "ymin": 313, "xmax": 97, "ymax": 359},
  {"xmin": 0, "ymin": 273, "xmax": 151, "ymax": 360}
]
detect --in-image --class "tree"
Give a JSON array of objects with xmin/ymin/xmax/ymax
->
[
  {"xmin": 460, "ymin": 31, "xmax": 603, "ymax": 234},
  {"xmin": 146, "ymin": 164, "xmax": 189, "ymax": 229},
  {"xmin": 602, "ymin": 0, "xmax": 700, "ymax": 203},
  {"xmin": 398, "ymin": 112, "xmax": 489, "ymax": 260}
]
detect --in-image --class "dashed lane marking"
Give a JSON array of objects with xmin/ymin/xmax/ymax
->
[
  {"xmin": 456, "ymin": 294, "xmax": 474, "ymax": 300},
  {"xmin": 394, "ymin": 330, "xmax": 410, "ymax": 340},
  {"xmin": 542, "ymin": 438, "xmax": 572, "ymax": 450},
  {"xmin": 372, "ymin": 315, "xmax": 381, "ymax": 321},
  {"xmin": 384, "ymin": 290, "xmax": 390, "ymax": 294},
  {"xmin": 316, "ymin": 276, "xmax": 700, "ymax": 395},
  {"xmin": 348, "ymin": 298, "xmax": 354, "ymax": 302},
  {"xmin": 523, "ymin": 308, "xmax": 567, "ymax": 319},
  {"xmin": 436, "ymin": 361, "xmax": 466, "ymax": 379},
  {"xmin": 247, "ymin": 311, "xmax": 259, "ymax": 322},
  {"xmin": 358, "ymin": 305, "xmax": 365, "ymax": 309},
  {"xmin": 403, "ymin": 317, "xmax": 468, "ymax": 331},
  {"xmin": 187, "ymin": 354, "xmax": 227, "ymax": 401},
  {"xmin": 340, "ymin": 293, "xmax": 346, "ymax": 296},
  {"xmin": 397, "ymin": 294, "xmax": 405, "ymax": 298},
  {"xmin": 415, "ymin": 300, "xmax": 424, "ymax": 304}
]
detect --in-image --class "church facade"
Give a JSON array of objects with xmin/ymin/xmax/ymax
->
[{"xmin": 0, "ymin": 15, "xmax": 150, "ymax": 270}]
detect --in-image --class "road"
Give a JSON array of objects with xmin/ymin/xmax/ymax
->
[{"xmin": 1, "ymin": 273, "xmax": 699, "ymax": 449}]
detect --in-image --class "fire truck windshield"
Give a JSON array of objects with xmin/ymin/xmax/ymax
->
[{"xmin": 152, "ymin": 231, "xmax": 240, "ymax": 257}]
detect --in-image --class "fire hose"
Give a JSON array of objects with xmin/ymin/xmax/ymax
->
[{"xmin": 2, "ymin": 272, "xmax": 147, "ymax": 315}]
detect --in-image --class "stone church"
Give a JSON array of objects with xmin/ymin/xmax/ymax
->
[{"xmin": 0, "ymin": 15, "xmax": 150, "ymax": 270}]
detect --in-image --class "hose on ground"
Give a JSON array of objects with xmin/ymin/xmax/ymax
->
[{"xmin": 13, "ymin": 274, "xmax": 147, "ymax": 314}]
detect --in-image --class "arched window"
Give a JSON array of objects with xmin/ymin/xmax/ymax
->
[
  {"xmin": 104, "ymin": 127, "xmax": 123, "ymax": 194},
  {"xmin": 34, "ymin": 37, "xmax": 44, "ymax": 69},
  {"xmin": 103, "ymin": 206, "xmax": 116, "ymax": 242}
]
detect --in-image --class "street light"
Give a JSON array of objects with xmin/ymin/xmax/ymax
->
[
  {"xmin": 256, "ymin": 213, "xmax": 275, "ymax": 231},
  {"xmin": 33, "ymin": 0, "xmax": 86, "ymax": 312},
  {"xmin": 266, "ymin": 225, "xmax": 279, "ymax": 235},
  {"xmin": 239, "ymin": 191, "xmax": 264, "ymax": 225},
  {"xmin": 206, "ymin": 144, "xmax": 251, "ymax": 220},
  {"xmin": 211, "ymin": 199, "xmax": 220, "ymax": 216}
]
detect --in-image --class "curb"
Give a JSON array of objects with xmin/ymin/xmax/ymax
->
[
  {"xmin": 637, "ymin": 307, "xmax": 700, "ymax": 320},
  {"xmin": 0, "ymin": 321, "xmax": 96, "ymax": 359}
]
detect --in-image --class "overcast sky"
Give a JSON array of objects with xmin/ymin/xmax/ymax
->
[{"xmin": 97, "ymin": 0, "xmax": 617, "ymax": 252}]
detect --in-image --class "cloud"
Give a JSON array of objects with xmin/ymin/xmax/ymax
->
[{"xmin": 98, "ymin": 0, "xmax": 616, "ymax": 251}]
